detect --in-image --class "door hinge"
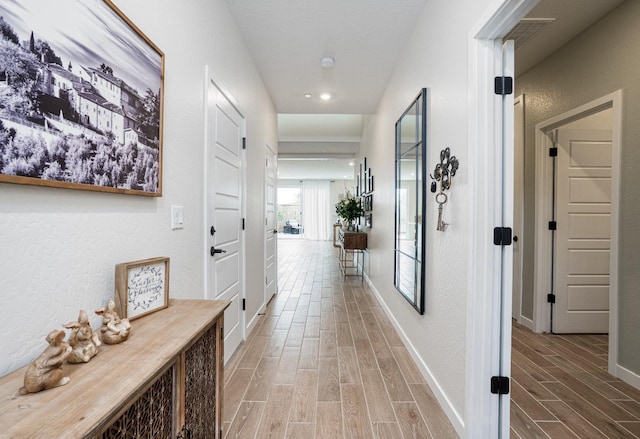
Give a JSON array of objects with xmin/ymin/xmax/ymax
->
[
  {"xmin": 242, "ymin": 137, "xmax": 246, "ymax": 150},
  {"xmin": 547, "ymin": 293, "xmax": 556, "ymax": 304},
  {"xmin": 548, "ymin": 221, "xmax": 557, "ymax": 231},
  {"xmin": 493, "ymin": 227, "xmax": 512, "ymax": 246},
  {"xmin": 494, "ymin": 76, "xmax": 513, "ymax": 95},
  {"xmin": 242, "ymin": 218, "xmax": 245, "ymax": 230},
  {"xmin": 242, "ymin": 298, "xmax": 246, "ymax": 311},
  {"xmin": 490, "ymin": 376, "xmax": 510, "ymax": 395},
  {"xmin": 549, "ymin": 147, "xmax": 558, "ymax": 157}
]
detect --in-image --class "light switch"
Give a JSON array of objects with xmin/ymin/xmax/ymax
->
[{"xmin": 171, "ymin": 205, "xmax": 184, "ymax": 229}]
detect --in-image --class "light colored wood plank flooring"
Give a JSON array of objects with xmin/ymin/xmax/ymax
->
[
  {"xmin": 224, "ymin": 239, "xmax": 640, "ymax": 438},
  {"xmin": 223, "ymin": 239, "xmax": 458, "ymax": 439},
  {"xmin": 511, "ymin": 321, "xmax": 640, "ymax": 438}
]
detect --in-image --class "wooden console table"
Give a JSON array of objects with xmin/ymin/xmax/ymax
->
[
  {"xmin": 0, "ymin": 299, "xmax": 229, "ymax": 439},
  {"xmin": 338, "ymin": 228, "xmax": 367, "ymax": 281}
]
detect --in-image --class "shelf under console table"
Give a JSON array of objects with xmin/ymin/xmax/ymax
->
[
  {"xmin": 338, "ymin": 228, "xmax": 367, "ymax": 281},
  {"xmin": 0, "ymin": 298, "xmax": 230, "ymax": 439}
]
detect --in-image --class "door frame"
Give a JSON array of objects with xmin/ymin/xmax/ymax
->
[
  {"xmin": 467, "ymin": 1, "xmax": 537, "ymax": 437},
  {"xmin": 202, "ymin": 66, "xmax": 247, "ymax": 351},
  {"xmin": 533, "ymin": 90, "xmax": 622, "ymax": 376}
]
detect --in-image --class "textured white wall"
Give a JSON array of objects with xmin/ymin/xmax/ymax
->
[
  {"xmin": 360, "ymin": 0, "xmax": 495, "ymax": 430},
  {"xmin": 0, "ymin": 0, "xmax": 276, "ymax": 376}
]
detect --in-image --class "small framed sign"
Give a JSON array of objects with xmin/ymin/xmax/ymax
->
[{"xmin": 115, "ymin": 257, "xmax": 170, "ymax": 320}]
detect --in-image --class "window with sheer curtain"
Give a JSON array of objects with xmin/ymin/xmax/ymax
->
[{"xmin": 302, "ymin": 180, "xmax": 331, "ymax": 240}]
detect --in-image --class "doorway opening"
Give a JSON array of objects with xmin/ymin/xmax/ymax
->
[
  {"xmin": 531, "ymin": 92, "xmax": 621, "ymax": 371},
  {"xmin": 277, "ymin": 184, "xmax": 304, "ymax": 238}
]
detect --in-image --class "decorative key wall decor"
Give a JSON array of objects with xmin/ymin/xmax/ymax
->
[{"xmin": 430, "ymin": 147, "xmax": 459, "ymax": 232}]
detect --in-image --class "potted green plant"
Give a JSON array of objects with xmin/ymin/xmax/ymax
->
[{"xmin": 335, "ymin": 191, "xmax": 364, "ymax": 231}]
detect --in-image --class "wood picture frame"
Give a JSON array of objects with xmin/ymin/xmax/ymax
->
[
  {"xmin": 115, "ymin": 257, "xmax": 169, "ymax": 320},
  {"xmin": 0, "ymin": 0, "xmax": 165, "ymax": 196}
]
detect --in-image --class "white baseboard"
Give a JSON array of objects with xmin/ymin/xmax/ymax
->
[
  {"xmin": 245, "ymin": 309, "xmax": 261, "ymax": 336},
  {"xmin": 616, "ymin": 364, "xmax": 640, "ymax": 391},
  {"xmin": 364, "ymin": 278, "xmax": 465, "ymax": 436},
  {"xmin": 519, "ymin": 315, "xmax": 534, "ymax": 331}
]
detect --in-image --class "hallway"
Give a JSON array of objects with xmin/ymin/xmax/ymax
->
[
  {"xmin": 223, "ymin": 238, "xmax": 640, "ymax": 438},
  {"xmin": 223, "ymin": 239, "xmax": 457, "ymax": 438}
]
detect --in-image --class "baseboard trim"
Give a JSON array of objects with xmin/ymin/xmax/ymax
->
[
  {"xmin": 616, "ymin": 364, "xmax": 640, "ymax": 391},
  {"xmin": 245, "ymin": 309, "xmax": 261, "ymax": 336},
  {"xmin": 364, "ymin": 277, "xmax": 465, "ymax": 436},
  {"xmin": 519, "ymin": 315, "xmax": 534, "ymax": 331}
]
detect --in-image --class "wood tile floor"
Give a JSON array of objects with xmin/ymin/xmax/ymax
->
[
  {"xmin": 223, "ymin": 239, "xmax": 458, "ymax": 439},
  {"xmin": 223, "ymin": 239, "xmax": 640, "ymax": 438},
  {"xmin": 511, "ymin": 321, "xmax": 640, "ymax": 438}
]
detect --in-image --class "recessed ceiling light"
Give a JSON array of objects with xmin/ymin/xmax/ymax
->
[
  {"xmin": 304, "ymin": 93, "xmax": 312, "ymax": 98},
  {"xmin": 320, "ymin": 93, "xmax": 331, "ymax": 101},
  {"xmin": 348, "ymin": 162, "xmax": 354, "ymax": 166},
  {"xmin": 320, "ymin": 56, "xmax": 335, "ymax": 68}
]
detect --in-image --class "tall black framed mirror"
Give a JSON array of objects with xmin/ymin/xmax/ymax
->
[{"xmin": 394, "ymin": 88, "xmax": 427, "ymax": 314}]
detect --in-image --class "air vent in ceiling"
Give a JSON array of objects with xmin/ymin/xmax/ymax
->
[{"xmin": 505, "ymin": 18, "xmax": 555, "ymax": 49}]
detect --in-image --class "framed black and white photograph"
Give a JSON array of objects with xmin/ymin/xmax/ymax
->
[
  {"xmin": 115, "ymin": 256, "xmax": 169, "ymax": 320},
  {"xmin": 0, "ymin": 0, "xmax": 165, "ymax": 196},
  {"xmin": 363, "ymin": 194, "xmax": 373, "ymax": 212},
  {"xmin": 359, "ymin": 157, "xmax": 367, "ymax": 195}
]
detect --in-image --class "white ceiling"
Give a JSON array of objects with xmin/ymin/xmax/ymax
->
[
  {"xmin": 225, "ymin": 0, "xmax": 429, "ymax": 114},
  {"xmin": 225, "ymin": 0, "xmax": 625, "ymax": 180},
  {"xmin": 277, "ymin": 158, "xmax": 356, "ymax": 181}
]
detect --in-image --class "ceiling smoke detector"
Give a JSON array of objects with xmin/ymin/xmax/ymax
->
[{"xmin": 320, "ymin": 56, "xmax": 335, "ymax": 68}]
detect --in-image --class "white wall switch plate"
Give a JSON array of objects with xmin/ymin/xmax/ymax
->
[{"xmin": 171, "ymin": 205, "xmax": 184, "ymax": 229}]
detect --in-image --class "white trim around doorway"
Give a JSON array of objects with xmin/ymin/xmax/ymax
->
[
  {"xmin": 466, "ymin": 1, "xmax": 538, "ymax": 437},
  {"xmin": 532, "ymin": 90, "xmax": 622, "ymax": 377}
]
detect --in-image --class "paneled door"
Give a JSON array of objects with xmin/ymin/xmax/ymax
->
[
  {"xmin": 553, "ymin": 128, "xmax": 612, "ymax": 333},
  {"xmin": 206, "ymin": 77, "xmax": 245, "ymax": 363},
  {"xmin": 265, "ymin": 144, "xmax": 277, "ymax": 305}
]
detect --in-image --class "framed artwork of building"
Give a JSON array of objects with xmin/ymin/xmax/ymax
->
[{"xmin": 0, "ymin": 0, "xmax": 165, "ymax": 196}]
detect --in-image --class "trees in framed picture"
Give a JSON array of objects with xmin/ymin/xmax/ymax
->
[{"xmin": 0, "ymin": 0, "xmax": 165, "ymax": 196}]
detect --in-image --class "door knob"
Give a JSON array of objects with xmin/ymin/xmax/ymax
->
[
  {"xmin": 210, "ymin": 246, "xmax": 226, "ymax": 256},
  {"xmin": 513, "ymin": 236, "xmax": 518, "ymax": 242},
  {"xmin": 273, "ymin": 229, "xmax": 278, "ymax": 233}
]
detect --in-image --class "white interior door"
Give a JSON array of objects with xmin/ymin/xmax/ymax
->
[
  {"xmin": 553, "ymin": 128, "xmax": 612, "ymax": 333},
  {"xmin": 265, "ymin": 144, "xmax": 277, "ymax": 305},
  {"xmin": 206, "ymin": 79, "xmax": 245, "ymax": 363}
]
